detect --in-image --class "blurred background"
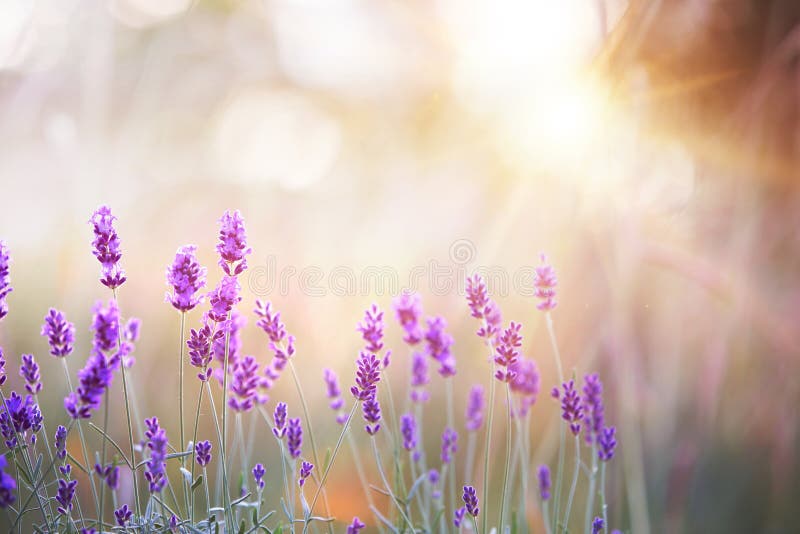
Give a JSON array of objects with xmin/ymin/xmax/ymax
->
[{"xmin": 1, "ymin": 0, "xmax": 799, "ymax": 532}]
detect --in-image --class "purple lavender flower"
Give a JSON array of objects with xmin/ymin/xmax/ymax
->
[
  {"xmin": 55, "ymin": 478, "xmax": 78, "ymax": 515},
  {"xmin": 1, "ymin": 392, "xmax": 43, "ymax": 447},
  {"xmin": 362, "ymin": 392, "xmax": 381, "ymax": 435},
  {"xmin": 0, "ymin": 241, "xmax": 11, "ymax": 321},
  {"xmin": 534, "ymin": 254, "xmax": 557, "ymax": 311},
  {"xmin": 195, "ymin": 440, "xmax": 212, "ymax": 467},
  {"xmin": 454, "ymin": 506, "xmax": 467, "ymax": 527},
  {"xmin": 65, "ymin": 350, "xmax": 118, "ymax": 420},
  {"xmin": 89, "ymin": 206, "xmax": 126, "ymax": 289},
  {"xmin": 0, "ymin": 456, "xmax": 16, "ymax": 508},
  {"xmin": 582, "ymin": 373, "xmax": 605, "ymax": 445},
  {"xmin": 95, "ymin": 463, "xmax": 119, "ymax": 490},
  {"xmin": 465, "ymin": 385, "xmax": 485, "ymax": 431},
  {"xmin": 115, "ymin": 504, "xmax": 132, "ymax": 526},
  {"xmin": 510, "ymin": 358, "xmax": 540, "ymax": 417},
  {"xmin": 187, "ymin": 322, "xmax": 222, "ymax": 382},
  {"xmin": 400, "ymin": 413, "xmax": 418, "ymax": 459},
  {"xmin": 272, "ymin": 402, "xmax": 287, "ymax": 439},
  {"xmin": 80, "ymin": 529, "xmax": 98, "ymax": 534},
  {"xmin": 0, "ymin": 347, "xmax": 6, "ymax": 386},
  {"xmin": 424, "ymin": 316, "xmax": 455, "ymax": 377},
  {"xmin": 556, "ymin": 380, "xmax": 583, "ymax": 435},
  {"xmin": 254, "ymin": 300, "xmax": 287, "ymax": 344},
  {"xmin": 228, "ymin": 355, "xmax": 260, "ymax": 412},
  {"xmin": 351, "ymin": 352, "xmax": 381, "ymax": 401},
  {"xmin": 20, "ymin": 354, "xmax": 42, "ymax": 395},
  {"xmin": 347, "ymin": 517, "xmax": 366, "ymax": 534},
  {"xmin": 323, "ymin": 369, "xmax": 347, "ymax": 424},
  {"xmin": 494, "ymin": 322, "xmax": 522, "ymax": 382},
  {"xmin": 409, "ymin": 352, "xmax": 430, "ymax": 403},
  {"xmin": 441, "ymin": 427, "xmax": 458, "ymax": 464},
  {"xmin": 217, "ymin": 210, "xmax": 252, "ymax": 276},
  {"xmin": 253, "ymin": 463, "xmax": 266, "ymax": 489},
  {"xmin": 357, "ymin": 304, "xmax": 384, "ymax": 354},
  {"xmin": 462, "ymin": 485, "xmax": 479, "ymax": 517},
  {"xmin": 598, "ymin": 426, "xmax": 617, "ymax": 461},
  {"xmin": 428, "ymin": 469, "xmax": 441, "ymax": 499},
  {"xmin": 592, "ymin": 517, "xmax": 604, "ymax": 534},
  {"xmin": 41, "ymin": 309, "xmax": 75, "ymax": 358},
  {"xmin": 166, "ymin": 245, "xmax": 207, "ymax": 312},
  {"xmin": 538, "ymin": 465, "xmax": 551, "ymax": 501},
  {"xmin": 170, "ymin": 514, "xmax": 179, "ymax": 532},
  {"xmin": 206, "ymin": 276, "xmax": 241, "ymax": 323},
  {"xmin": 55, "ymin": 425, "xmax": 68, "ymax": 460},
  {"xmin": 298, "ymin": 461, "xmax": 314, "ymax": 487},
  {"xmin": 213, "ymin": 310, "xmax": 245, "ymax": 381},
  {"xmin": 144, "ymin": 417, "xmax": 168, "ymax": 493},
  {"xmin": 393, "ymin": 293, "xmax": 423, "ymax": 345},
  {"xmin": 465, "ymin": 274, "xmax": 502, "ymax": 340},
  {"xmin": 92, "ymin": 299, "xmax": 120, "ymax": 355},
  {"xmin": 287, "ymin": 417, "xmax": 303, "ymax": 458}
]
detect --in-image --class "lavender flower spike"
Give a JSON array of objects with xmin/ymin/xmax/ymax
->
[
  {"xmin": 357, "ymin": 304, "xmax": 384, "ymax": 354},
  {"xmin": 347, "ymin": 517, "xmax": 366, "ymax": 534},
  {"xmin": 400, "ymin": 413, "xmax": 418, "ymax": 458},
  {"xmin": 441, "ymin": 427, "xmax": 458, "ymax": 464},
  {"xmin": 298, "ymin": 461, "xmax": 314, "ymax": 487},
  {"xmin": 462, "ymin": 485, "xmax": 479, "ymax": 517},
  {"xmin": 144, "ymin": 417, "xmax": 168, "ymax": 493},
  {"xmin": 166, "ymin": 245, "xmax": 207, "ymax": 312},
  {"xmin": 92, "ymin": 299, "xmax": 120, "ymax": 355},
  {"xmin": 592, "ymin": 517, "xmax": 604, "ymax": 534},
  {"xmin": 494, "ymin": 322, "xmax": 522, "ymax": 382},
  {"xmin": 465, "ymin": 385, "xmax": 485, "ymax": 431},
  {"xmin": 392, "ymin": 292, "xmax": 423, "ymax": 345},
  {"xmin": 287, "ymin": 417, "xmax": 303, "ymax": 458},
  {"xmin": 534, "ymin": 253, "xmax": 557, "ymax": 311},
  {"xmin": 41, "ymin": 309, "xmax": 75, "ymax": 358},
  {"xmin": 0, "ymin": 455, "xmax": 15, "ymax": 508},
  {"xmin": 424, "ymin": 316, "xmax": 456, "ymax": 377},
  {"xmin": 115, "ymin": 504, "xmax": 132, "ymax": 526},
  {"xmin": 538, "ymin": 465, "xmax": 551, "ymax": 500},
  {"xmin": 55, "ymin": 478, "xmax": 78, "ymax": 515},
  {"xmin": 206, "ymin": 276, "xmax": 241, "ymax": 323},
  {"xmin": 253, "ymin": 463, "xmax": 266, "ymax": 489},
  {"xmin": 272, "ymin": 402, "xmax": 288, "ymax": 439},
  {"xmin": 20, "ymin": 354, "xmax": 42, "ymax": 395},
  {"xmin": 323, "ymin": 369, "xmax": 347, "ymax": 424},
  {"xmin": 454, "ymin": 506, "xmax": 466, "ymax": 527},
  {"xmin": 557, "ymin": 379, "xmax": 583, "ymax": 436},
  {"xmin": 89, "ymin": 206, "xmax": 126, "ymax": 289},
  {"xmin": 228, "ymin": 355, "xmax": 260, "ymax": 412},
  {"xmin": 582, "ymin": 373, "xmax": 605, "ymax": 445},
  {"xmin": 351, "ymin": 351, "xmax": 381, "ymax": 401},
  {"xmin": 409, "ymin": 352, "xmax": 430, "ymax": 403},
  {"xmin": 217, "ymin": 210, "xmax": 252, "ymax": 276},
  {"xmin": 0, "ymin": 241, "xmax": 11, "ymax": 321},
  {"xmin": 0, "ymin": 347, "xmax": 6, "ymax": 386},
  {"xmin": 362, "ymin": 392, "xmax": 382, "ymax": 435},
  {"xmin": 598, "ymin": 426, "xmax": 617, "ymax": 461},
  {"xmin": 195, "ymin": 440, "xmax": 212, "ymax": 467}
]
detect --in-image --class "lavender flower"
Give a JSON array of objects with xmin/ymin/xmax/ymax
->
[
  {"xmin": 592, "ymin": 517, "xmax": 604, "ymax": 534},
  {"xmin": 465, "ymin": 274, "xmax": 502, "ymax": 339},
  {"xmin": 272, "ymin": 402, "xmax": 287, "ymax": 439},
  {"xmin": 166, "ymin": 245, "xmax": 207, "ymax": 312},
  {"xmin": 254, "ymin": 300, "xmax": 287, "ymax": 344},
  {"xmin": 55, "ymin": 425, "xmax": 68, "ymax": 460},
  {"xmin": 0, "ymin": 347, "xmax": 6, "ymax": 386},
  {"xmin": 253, "ymin": 463, "xmax": 265, "ymax": 489},
  {"xmin": 555, "ymin": 380, "xmax": 583, "ymax": 435},
  {"xmin": 494, "ymin": 322, "xmax": 522, "ymax": 382},
  {"xmin": 582, "ymin": 373, "xmax": 605, "ymax": 444},
  {"xmin": 298, "ymin": 461, "xmax": 314, "ymax": 487},
  {"xmin": 409, "ymin": 352, "xmax": 430, "ymax": 403},
  {"xmin": 534, "ymin": 254, "xmax": 557, "ymax": 311},
  {"xmin": 400, "ymin": 413, "xmax": 418, "ymax": 458},
  {"xmin": 41, "ymin": 309, "xmax": 75, "ymax": 358},
  {"xmin": 115, "ymin": 504, "xmax": 132, "ymax": 527},
  {"xmin": 195, "ymin": 440, "xmax": 212, "ymax": 467},
  {"xmin": 454, "ymin": 506, "xmax": 466, "ymax": 527},
  {"xmin": 357, "ymin": 304, "xmax": 384, "ymax": 354},
  {"xmin": 424, "ymin": 316, "xmax": 455, "ymax": 377},
  {"xmin": 0, "ymin": 241, "xmax": 11, "ymax": 321},
  {"xmin": 216, "ymin": 210, "xmax": 251, "ymax": 276},
  {"xmin": 170, "ymin": 514, "xmax": 179, "ymax": 532},
  {"xmin": 89, "ymin": 206, "xmax": 126, "ymax": 289},
  {"xmin": 351, "ymin": 352, "xmax": 381, "ymax": 401},
  {"xmin": 323, "ymin": 369, "xmax": 347, "ymax": 424},
  {"xmin": 510, "ymin": 358, "xmax": 540, "ymax": 417},
  {"xmin": 428, "ymin": 469, "xmax": 441, "ymax": 499},
  {"xmin": 213, "ymin": 310, "xmax": 245, "ymax": 381},
  {"xmin": 1, "ymin": 392, "xmax": 43, "ymax": 447},
  {"xmin": 465, "ymin": 385, "xmax": 485, "ymax": 431},
  {"xmin": 287, "ymin": 417, "xmax": 303, "ymax": 458},
  {"xmin": 206, "ymin": 276, "xmax": 241, "ymax": 323},
  {"xmin": 92, "ymin": 300, "xmax": 120, "ymax": 355},
  {"xmin": 598, "ymin": 426, "xmax": 617, "ymax": 461},
  {"xmin": 0, "ymin": 456, "xmax": 16, "ymax": 507},
  {"xmin": 462, "ymin": 485, "xmax": 479, "ymax": 517},
  {"xmin": 538, "ymin": 465, "xmax": 551, "ymax": 500},
  {"xmin": 441, "ymin": 427, "xmax": 458, "ymax": 464},
  {"xmin": 392, "ymin": 292, "xmax": 423, "ymax": 345},
  {"xmin": 64, "ymin": 351, "xmax": 118, "ymax": 420},
  {"xmin": 187, "ymin": 322, "xmax": 222, "ymax": 381},
  {"xmin": 347, "ymin": 517, "xmax": 366, "ymax": 534},
  {"xmin": 144, "ymin": 417, "xmax": 168, "ymax": 493},
  {"xmin": 55, "ymin": 478, "xmax": 78, "ymax": 515},
  {"xmin": 362, "ymin": 392, "xmax": 382, "ymax": 435},
  {"xmin": 20, "ymin": 354, "xmax": 42, "ymax": 395},
  {"xmin": 228, "ymin": 355, "xmax": 260, "ymax": 412},
  {"xmin": 95, "ymin": 463, "xmax": 119, "ymax": 490}
]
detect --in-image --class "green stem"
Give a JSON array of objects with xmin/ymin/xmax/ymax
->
[
  {"xmin": 584, "ymin": 445, "xmax": 598, "ymax": 534},
  {"xmin": 178, "ymin": 312, "xmax": 189, "ymax": 517},
  {"xmin": 64, "ymin": 360, "xmax": 100, "ymax": 521},
  {"xmin": 445, "ymin": 378, "xmax": 457, "ymax": 527},
  {"xmin": 545, "ymin": 311, "xmax": 566, "ymax": 533},
  {"xmin": 370, "ymin": 435, "xmax": 415, "ymax": 532},
  {"xmin": 480, "ymin": 321, "xmax": 496, "ymax": 534},
  {"xmin": 220, "ymin": 310, "xmax": 233, "ymax": 530},
  {"xmin": 204, "ymin": 380, "xmax": 225, "ymax": 525},
  {"xmin": 498, "ymin": 384, "xmax": 512, "ymax": 531},
  {"xmin": 562, "ymin": 435, "xmax": 581, "ymax": 533},
  {"xmin": 600, "ymin": 462, "xmax": 608, "ymax": 531},
  {"xmin": 189, "ymin": 382, "xmax": 206, "ymax": 523}
]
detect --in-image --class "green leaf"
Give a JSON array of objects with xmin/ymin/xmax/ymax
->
[
  {"xmin": 238, "ymin": 519, "xmax": 246, "ymax": 534},
  {"xmin": 191, "ymin": 474, "xmax": 204, "ymax": 491},
  {"xmin": 252, "ymin": 508, "xmax": 259, "ymax": 526},
  {"xmin": 32, "ymin": 453, "xmax": 43, "ymax": 481}
]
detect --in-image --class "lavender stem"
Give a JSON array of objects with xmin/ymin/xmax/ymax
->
[{"xmin": 562, "ymin": 434, "xmax": 581, "ymax": 533}]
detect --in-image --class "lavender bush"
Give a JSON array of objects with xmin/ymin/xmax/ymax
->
[{"xmin": 0, "ymin": 207, "xmax": 624, "ymax": 534}]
